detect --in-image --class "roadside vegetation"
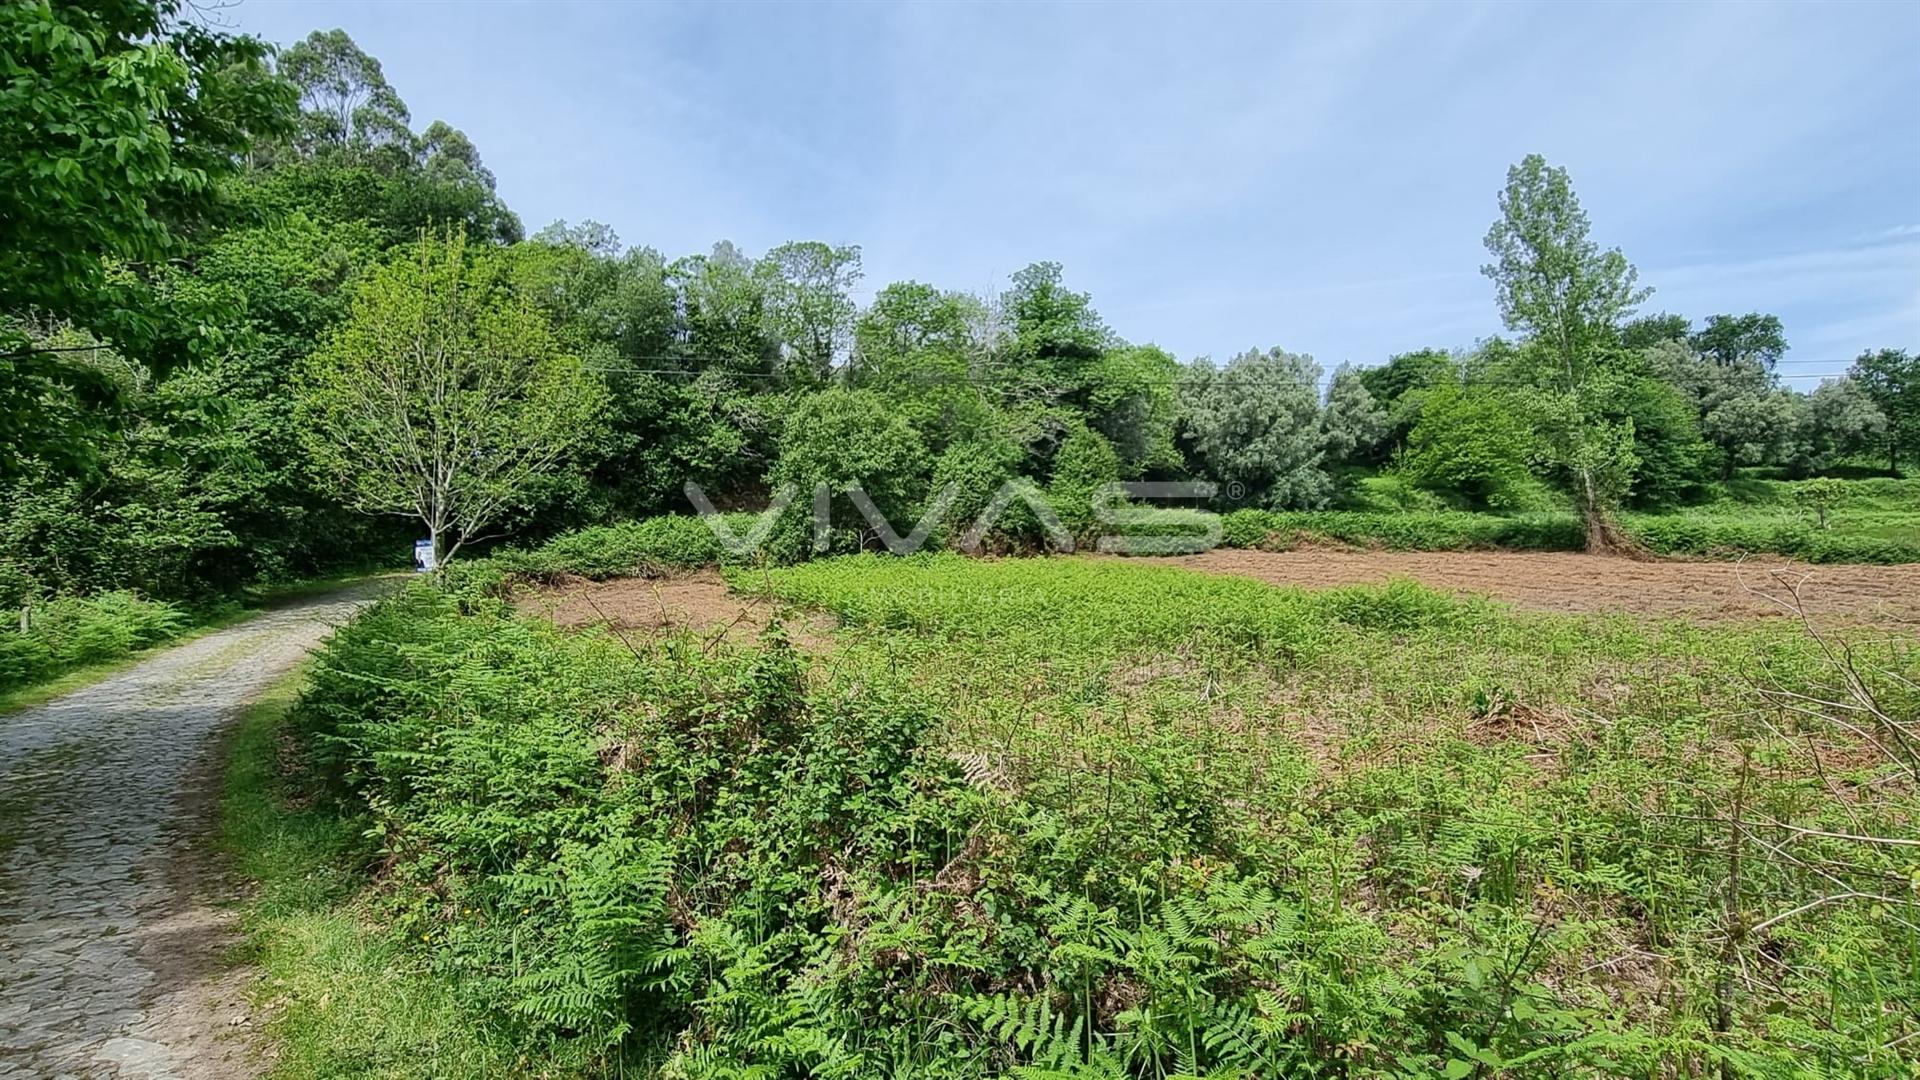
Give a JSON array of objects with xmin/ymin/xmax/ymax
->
[{"xmin": 0, "ymin": 570, "xmax": 397, "ymax": 709}]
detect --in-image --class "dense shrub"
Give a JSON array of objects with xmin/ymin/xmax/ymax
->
[
  {"xmin": 0, "ymin": 591, "xmax": 188, "ymax": 691},
  {"xmin": 1221, "ymin": 508, "xmax": 1586, "ymax": 552},
  {"xmin": 1396, "ymin": 384, "xmax": 1538, "ymax": 510},
  {"xmin": 1220, "ymin": 503, "xmax": 1919, "ymax": 563},
  {"xmin": 1621, "ymin": 512, "xmax": 1920, "ymax": 564}
]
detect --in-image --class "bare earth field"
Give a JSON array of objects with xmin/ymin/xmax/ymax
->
[
  {"xmin": 516, "ymin": 571, "xmax": 836, "ymax": 647},
  {"xmin": 1143, "ymin": 548, "xmax": 1920, "ymax": 627}
]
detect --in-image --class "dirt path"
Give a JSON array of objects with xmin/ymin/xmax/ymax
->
[
  {"xmin": 1145, "ymin": 549, "xmax": 1920, "ymax": 626},
  {"xmin": 0, "ymin": 585, "xmax": 385, "ymax": 1079}
]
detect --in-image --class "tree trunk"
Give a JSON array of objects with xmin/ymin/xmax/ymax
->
[{"xmin": 1579, "ymin": 469, "xmax": 1648, "ymax": 558}]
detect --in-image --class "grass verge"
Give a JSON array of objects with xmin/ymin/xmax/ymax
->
[{"xmin": 220, "ymin": 662, "xmax": 530, "ymax": 1079}]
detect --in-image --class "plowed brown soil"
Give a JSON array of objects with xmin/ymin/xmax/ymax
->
[
  {"xmin": 1140, "ymin": 549, "xmax": 1920, "ymax": 627},
  {"xmin": 517, "ymin": 571, "xmax": 835, "ymax": 648}
]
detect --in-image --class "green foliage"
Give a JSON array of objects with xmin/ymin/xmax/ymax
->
[
  {"xmin": 1047, "ymin": 426, "xmax": 1122, "ymax": 539},
  {"xmin": 1217, "ymin": 486, "xmax": 1920, "ymax": 564},
  {"xmin": 277, "ymin": 556, "xmax": 1919, "ymax": 1074},
  {"xmin": 1851, "ymin": 347, "xmax": 1918, "ymax": 474},
  {"xmin": 1482, "ymin": 155, "xmax": 1651, "ymax": 543},
  {"xmin": 769, "ymin": 387, "xmax": 930, "ymax": 554},
  {"xmin": 1796, "ymin": 376, "xmax": 1888, "ymax": 475},
  {"xmin": 1691, "ymin": 312, "xmax": 1787, "ymax": 371},
  {"xmin": 0, "ymin": 590, "xmax": 186, "ymax": 691},
  {"xmin": 1178, "ymin": 347, "xmax": 1331, "ymax": 509},
  {"xmin": 1085, "ymin": 344, "xmax": 1182, "ymax": 477},
  {"xmin": 1222, "ymin": 508, "xmax": 1584, "ymax": 552},
  {"xmin": 1320, "ymin": 362, "xmax": 1388, "ymax": 467},
  {"xmin": 1397, "ymin": 384, "xmax": 1537, "ymax": 510},
  {"xmin": 298, "ymin": 228, "xmax": 604, "ymax": 563},
  {"xmin": 481, "ymin": 514, "xmax": 759, "ymax": 584},
  {"xmin": 1618, "ymin": 312, "xmax": 1690, "ymax": 351},
  {"xmin": 1791, "ymin": 477, "xmax": 1847, "ymax": 530},
  {"xmin": 1611, "ymin": 375, "xmax": 1710, "ymax": 509},
  {"xmin": 0, "ymin": 0, "xmax": 295, "ymax": 347}
]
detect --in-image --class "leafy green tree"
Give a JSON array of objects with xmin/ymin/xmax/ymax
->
[
  {"xmin": 768, "ymin": 388, "xmax": 928, "ymax": 554},
  {"xmin": 1356, "ymin": 348, "xmax": 1457, "ymax": 462},
  {"xmin": 928, "ymin": 428, "xmax": 1024, "ymax": 546},
  {"xmin": 1620, "ymin": 312, "xmax": 1691, "ymax": 351},
  {"xmin": 275, "ymin": 28, "xmax": 410, "ymax": 155},
  {"xmin": 1794, "ymin": 376, "xmax": 1887, "ymax": 474},
  {"xmin": 1612, "ymin": 376, "xmax": 1709, "ymax": 508},
  {"xmin": 1000, "ymin": 262, "xmax": 1108, "ymax": 392},
  {"xmin": 1481, "ymin": 154, "xmax": 1649, "ymax": 550},
  {"xmin": 149, "ymin": 213, "xmax": 391, "ymax": 576},
  {"xmin": 1397, "ymin": 384, "xmax": 1536, "ymax": 509},
  {"xmin": 852, "ymin": 280, "xmax": 980, "ymax": 383},
  {"xmin": 1691, "ymin": 313, "xmax": 1787, "ymax": 371},
  {"xmin": 256, "ymin": 30, "xmax": 520, "ymax": 245},
  {"xmin": 1321, "ymin": 362, "xmax": 1388, "ymax": 465},
  {"xmin": 1699, "ymin": 388, "xmax": 1798, "ymax": 480},
  {"xmin": 672, "ymin": 242, "xmax": 778, "ymax": 376},
  {"xmin": 850, "ymin": 280, "xmax": 989, "ymax": 452},
  {"xmin": 994, "ymin": 262, "xmax": 1112, "ymax": 466},
  {"xmin": 1047, "ymin": 424, "xmax": 1122, "ymax": 539},
  {"xmin": 297, "ymin": 230, "xmax": 602, "ymax": 564},
  {"xmin": 0, "ymin": 0, "xmax": 294, "ymax": 334},
  {"xmin": 1792, "ymin": 477, "xmax": 1847, "ymax": 530},
  {"xmin": 1646, "ymin": 339, "xmax": 1794, "ymax": 479},
  {"xmin": 0, "ymin": 0, "xmax": 295, "ymax": 459},
  {"xmin": 1085, "ymin": 344, "xmax": 1181, "ymax": 476},
  {"xmin": 508, "ymin": 223, "xmax": 712, "ymax": 522},
  {"xmin": 1177, "ymin": 348, "xmax": 1330, "ymax": 509},
  {"xmin": 1850, "ymin": 348, "xmax": 1918, "ymax": 474},
  {"xmin": 514, "ymin": 223, "xmax": 676, "ymax": 361},
  {"xmin": 756, "ymin": 241, "xmax": 861, "ymax": 382}
]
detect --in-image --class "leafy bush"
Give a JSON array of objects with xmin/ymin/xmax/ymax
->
[
  {"xmin": 0, "ymin": 590, "xmax": 188, "ymax": 691},
  {"xmin": 1219, "ymin": 498, "xmax": 1920, "ymax": 563},
  {"xmin": 1221, "ymin": 508, "xmax": 1585, "ymax": 552},
  {"xmin": 1620, "ymin": 512, "xmax": 1920, "ymax": 564},
  {"xmin": 1397, "ymin": 384, "xmax": 1538, "ymax": 510}
]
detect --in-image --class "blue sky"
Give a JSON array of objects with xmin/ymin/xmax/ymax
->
[{"xmin": 227, "ymin": 0, "xmax": 1918, "ymax": 388}]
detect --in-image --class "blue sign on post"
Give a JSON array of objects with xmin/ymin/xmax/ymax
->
[{"xmin": 414, "ymin": 538, "xmax": 437, "ymax": 573}]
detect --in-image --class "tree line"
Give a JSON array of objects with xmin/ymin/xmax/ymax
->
[{"xmin": 4, "ymin": 6, "xmax": 1916, "ymax": 599}]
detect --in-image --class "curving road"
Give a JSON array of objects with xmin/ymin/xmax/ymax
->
[{"xmin": 0, "ymin": 585, "xmax": 384, "ymax": 1079}]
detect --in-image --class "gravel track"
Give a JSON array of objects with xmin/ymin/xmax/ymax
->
[{"xmin": 0, "ymin": 585, "xmax": 383, "ymax": 1079}]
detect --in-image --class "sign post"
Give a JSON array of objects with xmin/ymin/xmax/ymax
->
[{"xmin": 414, "ymin": 538, "xmax": 438, "ymax": 573}]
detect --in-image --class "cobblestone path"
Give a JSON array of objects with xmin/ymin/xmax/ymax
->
[{"xmin": 0, "ymin": 586, "xmax": 382, "ymax": 1079}]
